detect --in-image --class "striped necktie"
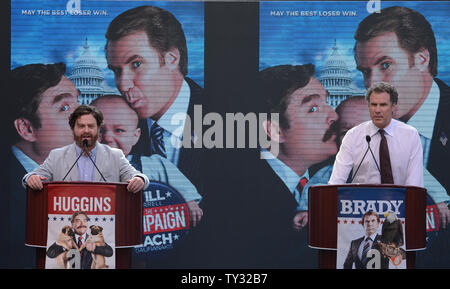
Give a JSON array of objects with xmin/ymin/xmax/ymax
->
[
  {"xmin": 361, "ymin": 236, "xmax": 372, "ymax": 267},
  {"xmin": 150, "ymin": 122, "xmax": 167, "ymax": 158}
]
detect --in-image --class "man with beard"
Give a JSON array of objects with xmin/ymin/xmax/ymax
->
[
  {"xmin": 46, "ymin": 211, "xmax": 113, "ymax": 269},
  {"xmin": 23, "ymin": 105, "xmax": 149, "ymax": 193}
]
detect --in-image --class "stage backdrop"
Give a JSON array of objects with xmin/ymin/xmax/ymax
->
[{"xmin": 5, "ymin": 0, "xmax": 449, "ymax": 269}]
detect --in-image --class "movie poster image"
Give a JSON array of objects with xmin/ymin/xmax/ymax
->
[
  {"xmin": 133, "ymin": 182, "xmax": 191, "ymax": 268},
  {"xmin": 337, "ymin": 187, "xmax": 407, "ymax": 269},
  {"xmin": 260, "ymin": 1, "xmax": 450, "ymax": 266},
  {"xmin": 45, "ymin": 184, "xmax": 116, "ymax": 269},
  {"xmin": 8, "ymin": 0, "xmax": 204, "ymax": 268}
]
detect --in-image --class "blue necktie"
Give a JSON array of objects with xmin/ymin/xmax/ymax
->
[{"xmin": 150, "ymin": 122, "xmax": 167, "ymax": 158}]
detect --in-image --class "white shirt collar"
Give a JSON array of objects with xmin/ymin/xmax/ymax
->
[
  {"xmin": 154, "ymin": 79, "xmax": 191, "ymax": 139},
  {"xmin": 11, "ymin": 145, "xmax": 39, "ymax": 173},
  {"xmin": 406, "ymin": 80, "xmax": 439, "ymax": 139},
  {"xmin": 368, "ymin": 118, "xmax": 397, "ymax": 137}
]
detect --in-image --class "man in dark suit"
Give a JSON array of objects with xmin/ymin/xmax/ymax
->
[
  {"xmin": 354, "ymin": 6, "xmax": 449, "ymax": 228},
  {"xmin": 2, "ymin": 63, "xmax": 80, "ymax": 268},
  {"xmin": 105, "ymin": 5, "xmax": 205, "ymax": 192},
  {"xmin": 46, "ymin": 212, "xmax": 113, "ymax": 269},
  {"xmin": 343, "ymin": 211, "xmax": 382, "ymax": 269},
  {"xmin": 224, "ymin": 64, "xmax": 338, "ymax": 268},
  {"xmin": 105, "ymin": 5, "xmax": 207, "ymax": 268}
]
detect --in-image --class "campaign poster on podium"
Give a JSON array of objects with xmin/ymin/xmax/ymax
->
[
  {"xmin": 337, "ymin": 187, "xmax": 407, "ymax": 269},
  {"xmin": 45, "ymin": 184, "xmax": 116, "ymax": 269},
  {"xmin": 132, "ymin": 182, "xmax": 191, "ymax": 268}
]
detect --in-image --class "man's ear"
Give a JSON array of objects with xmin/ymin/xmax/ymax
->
[
  {"xmin": 263, "ymin": 119, "xmax": 285, "ymax": 144},
  {"xmin": 163, "ymin": 48, "xmax": 180, "ymax": 71},
  {"xmin": 14, "ymin": 118, "xmax": 37, "ymax": 142},
  {"xmin": 132, "ymin": 128, "xmax": 141, "ymax": 146},
  {"xmin": 414, "ymin": 48, "xmax": 430, "ymax": 72}
]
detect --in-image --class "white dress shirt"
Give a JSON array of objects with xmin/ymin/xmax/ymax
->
[
  {"xmin": 147, "ymin": 79, "xmax": 191, "ymax": 166},
  {"xmin": 329, "ymin": 119, "xmax": 424, "ymax": 187}
]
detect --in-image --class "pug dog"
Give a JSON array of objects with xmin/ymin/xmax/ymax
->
[
  {"xmin": 55, "ymin": 226, "xmax": 79, "ymax": 268},
  {"xmin": 79, "ymin": 225, "xmax": 109, "ymax": 269}
]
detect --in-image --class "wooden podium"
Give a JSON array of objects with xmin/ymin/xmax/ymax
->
[
  {"xmin": 308, "ymin": 184, "xmax": 426, "ymax": 269},
  {"xmin": 25, "ymin": 182, "xmax": 142, "ymax": 269}
]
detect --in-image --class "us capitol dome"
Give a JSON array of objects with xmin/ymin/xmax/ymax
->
[
  {"xmin": 69, "ymin": 38, "xmax": 117, "ymax": 104},
  {"xmin": 317, "ymin": 40, "xmax": 365, "ymax": 109}
]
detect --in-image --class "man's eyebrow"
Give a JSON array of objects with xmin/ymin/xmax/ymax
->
[
  {"xmin": 108, "ymin": 55, "xmax": 142, "ymax": 70},
  {"xmin": 52, "ymin": 93, "xmax": 76, "ymax": 104},
  {"xmin": 357, "ymin": 55, "xmax": 392, "ymax": 71},
  {"xmin": 125, "ymin": 54, "xmax": 142, "ymax": 64},
  {"xmin": 301, "ymin": 93, "xmax": 321, "ymax": 104}
]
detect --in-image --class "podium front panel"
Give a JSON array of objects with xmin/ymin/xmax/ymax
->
[
  {"xmin": 308, "ymin": 184, "xmax": 427, "ymax": 251},
  {"xmin": 26, "ymin": 182, "xmax": 143, "ymax": 247}
]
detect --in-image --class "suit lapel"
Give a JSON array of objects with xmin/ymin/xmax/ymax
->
[{"xmin": 178, "ymin": 78, "xmax": 205, "ymax": 185}]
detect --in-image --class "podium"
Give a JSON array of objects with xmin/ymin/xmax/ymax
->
[
  {"xmin": 25, "ymin": 182, "xmax": 143, "ymax": 269},
  {"xmin": 308, "ymin": 184, "xmax": 426, "ymax": 269}
]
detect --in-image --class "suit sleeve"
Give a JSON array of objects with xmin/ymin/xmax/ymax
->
[
  {"xmin": 22, "ymin": 149, "xmax": 56, "ymax": 188},
  {"xmin": 93, "ymin": 243, "xmax": 113, "ymax": 257},
  {"xmin": 343, "ymin": 240, "xmax": 355, "ymax": 269},
  {"xmin": 116, "ymin": 149, "xmax": 149, "ymax": 190},
  {"xmin": 46, "ymin": 242, "xmax": 65, "ymax": 258}
]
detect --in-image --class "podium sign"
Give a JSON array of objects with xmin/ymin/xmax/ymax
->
[
  {"xmin": 132, "ymin": 181, "xmax": 191, "ymax": 268},
  {"xmin": 26, "ymin": 182, "xmax": 142, "ymax": 269},
  {"xmin": 308, "ymin": 184, "xmax": 426, "ymax": 269},
  {"xmin": 337, "ymin": 187, "xmax": 407, "ymax": 269},
  {"xmin": 45, "ymin": 184, "xmax": 116, "ymax": 269}
]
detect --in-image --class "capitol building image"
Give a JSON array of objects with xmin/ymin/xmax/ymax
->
[
  {"xmin": 69, "ymin": 38, "xmax": 118, "ymax": 104},
  {"xmin": 317, "ymin": 40, "xmax": 365, "ymax": 109}
]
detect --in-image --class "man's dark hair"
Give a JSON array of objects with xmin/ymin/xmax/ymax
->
[
  {"xmin": 71, "ymin": 211, "xmax": 88, "ymax": 223},
  {"xmin": 355, "ymin": 6, "xmax": 437, "ymax": 77},
  {"xmin": 9, "ymin": 63, "xmax": 67, "ymax": 144},
  {"xmin": 362, "ymin": 211, "xmax": 380, "ymax": 225},
  {"xmin": 366, "ymin": 82, "xmax": 399, "ymax": 105},
  {"xmin": 105, "ymin": 5, "xmax": 188, "ymax": 76},
  {"xmin": 69, "ymin": 104, "xmax": 103, "ymax": 129},
  {"xmin": 258, "ymin": 64, "xmax": 315, "ymax": 129}
]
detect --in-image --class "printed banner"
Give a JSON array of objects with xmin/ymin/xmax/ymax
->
[
  {"xmin": 45, "ymin": 184, "xmax": 116, "ymax": 269},
  {"xmin": 337, "ymin": 187, "xmax": 407, "ymax": 269},
  {"xmin": 133, "ymin": 182, "xmax": 190, "ymax": 267}
]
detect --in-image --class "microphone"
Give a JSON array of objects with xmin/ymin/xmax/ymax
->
[
  {"xmin": 62, "ymin": 139, "xmax": 107, "ymax": 182},
  {"xmin": 366, "ymin": 135, "xmax": 381, "ymax": 174},
  {"xmin": 82, "ymin": 139, "xmax": 107, "ymax": 182},
  {"xmin": 350, "ymin": 135, "xmax": 372, "ymax": 183}
]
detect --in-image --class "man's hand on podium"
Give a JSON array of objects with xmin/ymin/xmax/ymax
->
[
  {"xmin": 27, "ymin": 174, "xmax": 47, "ymax": 190},
  {"xmin": 126, "ymin": 176, "xmax": 145, "ymax": 193}
]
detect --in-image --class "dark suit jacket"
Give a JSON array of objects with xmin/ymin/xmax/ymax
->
[
  {"xmin": 135, "ymin": 77, "xmax": 206, "ymax": 194},
  {"xmin": 0, "ymin": 151, "xmax": 36, "ymax": 268},
  {"xmin": 428, "ymin": 78, "xmax": 450, "ymax": 195},
  {"xmin": 343, "ymin": 234, "xmax": 382, "ymax": 269},
  {"xmin": 46, "ymin": 234, "xmax": 113, "ymax": 269},
  {"xmin": 221, "ymin": 150, "xmax": 304, "ymax": 268}
]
